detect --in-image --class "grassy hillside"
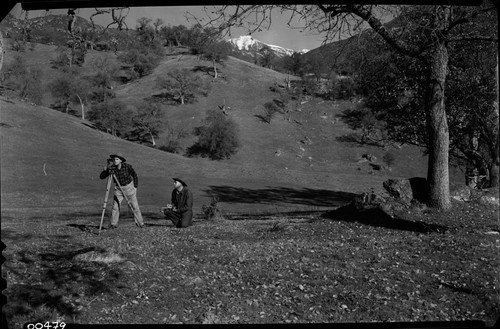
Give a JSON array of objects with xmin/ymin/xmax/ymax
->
[
  {"xmin": 112, "ymin": 47, "xmax": 432, "ymax": 179},
  {"xmin": 1, "ymin": 40, "xmax": 460, "ymax": 218}
]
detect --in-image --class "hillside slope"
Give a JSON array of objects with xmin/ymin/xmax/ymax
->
[
  {"xmin": 1, "ymin": 43, "xmax": 440, "ymax": 217},
  {"xmin": 0, "ymin": 94, "xmax": 417, "ymax": 217},
  {"xmin": 113, "ymin": 51, "xmax": 431, "ymax": 185}
]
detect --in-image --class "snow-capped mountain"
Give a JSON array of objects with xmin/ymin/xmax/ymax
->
[{"xmin": 227, "ymin": 35, "xmax": 309, "ymax": 58}]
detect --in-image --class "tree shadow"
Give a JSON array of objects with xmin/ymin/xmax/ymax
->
[
  {"xmin": 3, "ymin": 243, "xmax": 124, "ymax": 326},
  {"xmin": 1, "ymin": 228, "xmax": 36, "ymax": 243},
  {"xmin": 184, "ymin": 143, "xmax": 212, "ymax": 159},
  {"xmin": 228, "ymin": 210, "xmax": 326, "ymax": 221},
  {"xmin": 254, "ymin": 114, "xmax": 271, "ymax": 123},
  {"xmin": 81, "ymin": 122, "xmax": 100, "ymax": 130},
  {"xmin": 192, "ymin": 65, "xmax": 213, "ymax": 75},
  {"xmin": 321, "ymin": 204, "xmax": 448, "ymax": 234},
  {"xmin": 66, "ymin": 223, "xmax": 106, "ymax": 234},
  {"xmin": 204, "ymin": 185, "xmax": 357, "ymax": 208}
]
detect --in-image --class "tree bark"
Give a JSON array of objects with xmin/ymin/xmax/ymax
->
[
  {"xmin": 149, "ymin": 130, "xmax": 156, "ymax": 146},
  {"xmin": 489, "ymin": 163, "xmax": 499, "ymax": 188},
  {"xmin": 492, "ymin": 54, "xmax": 499, "ymax": 188},
  {"xmin": 76, "ymin": 94, "xmax": 84, "ymax": 120},
  {"xmin": 213, "ymin": 59, "xmax": 218, "ymax": 79},
  {"xmin": 0, "ymin": 30, "xmax": 4, "ymax": 74},
  {"xmin": 425, "ymin": 43, "xmax": 452, "ymax": 209}
]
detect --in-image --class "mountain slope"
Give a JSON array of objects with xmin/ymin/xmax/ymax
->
[{"xmin": 227, "ymin": 35, "xmax": 308, "ymax": 57}]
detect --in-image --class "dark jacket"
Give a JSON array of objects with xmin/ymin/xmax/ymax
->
[
  {"xmin": 164, "ymin": 187, "xmax": 193, "ymax": 228},
  {"xmin": 172, "ymin": 187, "xmax": 193, "ymax": 213}
]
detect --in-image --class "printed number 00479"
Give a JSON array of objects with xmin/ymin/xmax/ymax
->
[{"xmin": 26, "ymin": 322, "xmax": 66, "ymax": 329}]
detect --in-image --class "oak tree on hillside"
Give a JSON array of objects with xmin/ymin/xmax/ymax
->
[
  {"xmin": 201, "ymin": 2, "xmax": 498, "ymax": 209},
  {"xmin": 159, "ymin": 24, "xmax": 189, "ymax": 47},
  {"xmin": 87, "ymin": 99, "xmax": 132, "ymax": 136},
  {"xmin": 2, "ymin": 54, "xmax": 43, "ymax": 104},
  {"xmin": 49, "ymin": 72, "xmax": 89, "ymax": 118},
  {"xmin": 115, "ymin": 17, "xmax": 163, "ymax": 80},
  {"xmin": 128, "ymin": 101, "xmax": 165, "ymax": 146},
  {"xmin": 258, "ymin": 45, "xmax": 277, "ymax": 69},
  {"xmin": 155, "ymin": 68, "xmax": 210, "ymax": 105},
  {"xmin": 86, "ymin": 54, "xmax": 119, "ymax": 104},
  {"xmin": 199, "ymin": 40, "xmax": 232, "ymax": 79}
]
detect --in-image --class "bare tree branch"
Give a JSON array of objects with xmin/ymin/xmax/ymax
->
[{"xmin": 90, "ymin": 7, "xmax": 129, "ymax": 33}]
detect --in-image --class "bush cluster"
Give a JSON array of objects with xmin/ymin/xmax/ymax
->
[{"xmin": 187, "ymin": 109, "xmax": 240, "ymax": 160}]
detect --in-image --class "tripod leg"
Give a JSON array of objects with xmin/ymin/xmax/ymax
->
[
  {"xmin": 112, "ymin": 174, "xmax": 141, "ymax": 227},
  {"xmin": 99, "ymin": 175, "xmax": 113, "ymax": 235}
]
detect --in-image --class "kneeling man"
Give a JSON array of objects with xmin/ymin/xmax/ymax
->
[{"xmin": 162, "ymin": 177, "xmax": 193, "ymax": 228}]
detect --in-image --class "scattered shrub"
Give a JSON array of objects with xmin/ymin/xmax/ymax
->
[
  {"xmin": 328, "ymin": 75, "xmax": 357, "ymax": 100},
  {"xmin": 158, "ymin": 123, "xmax": 188, "ymax": 154},
  {"xmin": 202, "ymin": 196, "xmax": 224, "ymax": 221},
  {"xmin": 269, "ymin": 221, "xmax": 287, "ymax": 232},
  {"xmin": 159, "ymin": 140, "xmax": 182, "ymax": 153},
  {"xmin": 261, "ymin": 101, "xmax": 280, "ymax": 123},
  {"xmin": 336, "ymin": 103, "xmax": 387, "ymax": 144},
  {"xmin": 51, "ymin": 49, "xmax": 71, "ymax": 70},
  {"xmin": 187, "ymin": 109, "xmax": 240, "ymax": 160}
]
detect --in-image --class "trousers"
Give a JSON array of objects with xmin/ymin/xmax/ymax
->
[
  {"xmin": 163, "ymin": 209, "xmax": 193, "ymax": 228},
  {"xmin": 111, "ymin": 181, "xmax": 144, "ymax": 226}
]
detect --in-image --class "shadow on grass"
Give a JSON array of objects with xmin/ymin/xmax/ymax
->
[
  {"xmin": 335, "ymin": 133, "xmax": 385, "ymax": 148},
  {"xmin": 205, "ymin": 186, "xmax": 356, "ymax": 207},
  {"xmin": 322, "ymin": 204, "xmax": 448, "ymax": 234},
  {"xmin": 254, "ymin": 114, "xmax": 271, "ymax": 123},
  {"xmin": 192, "ymin": 65, "xmax": 214, "ymax": 75},
  {"xmin": 4, "ymin": 244, "xmax": 123, "ymax": 326},
  {"xmin": 1, "ymin": 229, "xmax": 36, "ymax": 242}
]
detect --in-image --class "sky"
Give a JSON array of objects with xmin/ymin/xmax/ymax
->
[{"xmin": 7, "ymin": 4, "xmax": 329, "ymax": 52}]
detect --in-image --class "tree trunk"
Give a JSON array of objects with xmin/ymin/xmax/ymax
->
[
  {"xmin": 76, "ymin": 94, "xmax": 84, "ymax": 120},
  {"xmin": 213, "ymin": 59, "xmax": 218, "ymax": 79},
  {"xmin": 0, "ymin": 30, "xmax": 4, "ymax": 74},
  {"xmin": 149, "ymin": 131, "xmax": 156, "ymax": 147},
  {"xmin": 425, "ymin": 43, "xmax": 451, "ymax": 210},
  {"xmin": 492, "ymin": 54, "xmax": 499, "ymax": 188},
  {"xmin": 489, "ymin": 163, "xmax": 499, "ymax": 188}
]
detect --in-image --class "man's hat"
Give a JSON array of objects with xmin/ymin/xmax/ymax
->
[
  {"xmin": 173, "ymin": 177, "xmax": 187, "ymax": 187},
  {"xmin": 110, "ymin": 153, "xmax": 126, "ymax": 162}
]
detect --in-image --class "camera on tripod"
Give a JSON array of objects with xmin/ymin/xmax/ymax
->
[{"xmin": 106, "ymin": 158, "xmax": 116, "ymax": 171}]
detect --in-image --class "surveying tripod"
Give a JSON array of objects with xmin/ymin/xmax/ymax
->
[{"xmin": 99, "ymin": 173, "xmax": 141, "ymax": 234}]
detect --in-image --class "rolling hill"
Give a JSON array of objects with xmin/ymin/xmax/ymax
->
[{"xmin": 1, "ymin": 37, "xmax": 451, "ymax": 219}]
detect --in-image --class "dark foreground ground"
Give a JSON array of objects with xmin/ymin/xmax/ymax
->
[{"xmin": 2, "ymin": 199, "xmax": 499, "ymax": 327}]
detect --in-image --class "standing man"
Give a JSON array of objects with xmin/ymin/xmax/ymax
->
[
  {"xmin": 100, "ymin": 153, "xmax": 145, "ymax": 229},
  {"xmin": 162, "ymin": 177, "xmax": 193, "ymax": 228}
]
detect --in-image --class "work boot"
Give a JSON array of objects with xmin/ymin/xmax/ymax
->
[{"xmin": 109, "ymin": 225, "xmax": 118, "ymax": 229}]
